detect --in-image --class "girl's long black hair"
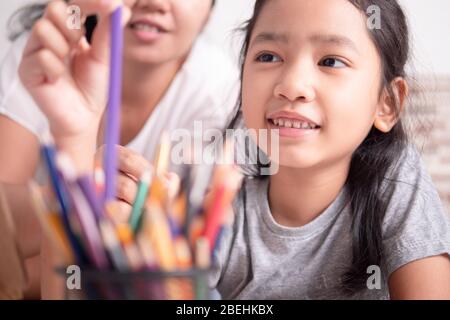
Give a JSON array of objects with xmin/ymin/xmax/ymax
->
[{"xmin": 229, "ymin": 0, "xmax": 411, "ymax": 295}]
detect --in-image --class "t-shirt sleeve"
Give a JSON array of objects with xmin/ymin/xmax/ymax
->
[
  {"xmin": 208, "ymin": 188, "xmax": 242, "ymax": 291},
  {"xmin": 381, "ymin": 145, "xmax": 450, "ymax": 278},
  {"xmin": 0, "ymin": 33, "xmax": 49, "ymax": 138}
]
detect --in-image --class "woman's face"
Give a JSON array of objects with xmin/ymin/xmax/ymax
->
[
  {"xmin": 123, "ymin": 0, "xmax": 212, "ymax": 64},
  {"xmin": 242, "ymin": 0, "xmax": 384, "ymax": 170}
]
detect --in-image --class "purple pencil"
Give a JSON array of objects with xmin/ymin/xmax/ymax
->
[
  {"xmin": 104, "ymin": 7, "xmax": 124, "ymax": 202},
  {"xmin": 56, "ymin": 154, "xmax": 109, "ymax": 270},
  {"xmin": 77, "ymin": 175, "xmax": 104, "ymax": 221}
]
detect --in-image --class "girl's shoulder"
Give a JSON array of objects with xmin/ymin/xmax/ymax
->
[
  {"xmin": 381, "ymin": 143, "xmax": 450, "ymax": 277},
  {"xmin": 383, "ymin": 143, "xmax": 440, "ymax": 198}
]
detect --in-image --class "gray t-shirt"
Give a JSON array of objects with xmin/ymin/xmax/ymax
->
[{"xmin": 210, "ymin": 145, "xmax": 450, "ymax": 299}]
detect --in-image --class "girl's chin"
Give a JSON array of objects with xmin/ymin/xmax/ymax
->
[
  {"xmin": 271, "ymin": 153, "xmax": 322, "ymax": 170},
  {"xmin": 275, "ymin": 162, "xmax": 319, "ymax": 171}
]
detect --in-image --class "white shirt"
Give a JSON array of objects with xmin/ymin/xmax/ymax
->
[{"xmin": 0, "ymin": 32, "xmax": 240, "ymax": 175}]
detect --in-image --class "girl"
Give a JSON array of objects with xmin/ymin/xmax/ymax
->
[
  {"xmin": 107, "ymin": 0, "xmax": 450, "ymax": 299},
  {"xmin": 17, "ymin": 0, "xmax": 450, "ymax": 299},
  {"xmin": 0, "ymin": 0, "xmax": 237, "ymax": 298},
  {"xmin": 210, "ymin": 0, "xmax": 450, "ymax": 299}
]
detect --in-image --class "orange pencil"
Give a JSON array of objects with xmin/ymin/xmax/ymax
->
[
  {"xmin": 29, "ymin": 182, "xmax": 74, "ymax": 264},
  {"xmin": 174, "ymin": 236, "xmax": 192, "ymax": 270},
  {"xmin": 136, "ymin": 231, "xmax": 158, "ymax": 269},
  {"xmin": 201, "ymin": 168, "xmax": 243, "ymax": 252},
  {"xmin": 143, "ymin": 202, "xmax": 177, "ymax": 271}
]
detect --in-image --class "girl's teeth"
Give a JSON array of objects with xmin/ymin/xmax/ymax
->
[{"xmin": 272, "ymin": 118, "xmax": 318, "ymax": 130}]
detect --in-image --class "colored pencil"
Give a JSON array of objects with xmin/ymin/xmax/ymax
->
[
  {"xmin": 56, "ymin": 153, "xmax": 109, "ymax": 269},
  {"xmin": 104, "ymin": 6, "xmax": 124, "ymax": 202},
  {"xmin": 129, "ymin": 170, "xmax": 152, "ymax": 233}
]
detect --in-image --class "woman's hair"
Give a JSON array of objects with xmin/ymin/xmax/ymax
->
[
  {"xmin": 8, "ymin": 0, "xmax": 216, "ymax": 42},
  {"xmin": 229, "ymin": 0, "xmax": 411, "ymax": 295}
]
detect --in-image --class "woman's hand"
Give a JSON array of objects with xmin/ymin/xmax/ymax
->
[
  {"xmin": 95, "ymin": 145, "xmax": 150, "ymax": 223},
  {"xmin": 18, "ymin": 0, "xmax": 131, "ymax": 171},
  {"xmin": 95, "ymin": 145, "xmax": 181, "ymax": 223}
]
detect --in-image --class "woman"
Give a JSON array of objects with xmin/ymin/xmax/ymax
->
[{"xmin": 0, "ymin": 0, "xmax": 238, "ymax": 298}]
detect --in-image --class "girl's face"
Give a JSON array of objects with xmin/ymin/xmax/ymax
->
[
  {"xmin": 123, "ymin": 0, "xmax": 212, "ymax": 64},
  {"xmin": 242, "ymin": 0, "xmax": 384, "ymax": 170}
]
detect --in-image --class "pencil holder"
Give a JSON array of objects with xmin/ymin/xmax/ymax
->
[{"xmin": 57, "ymin": 267, "xmax": 212, "ymax": 300}]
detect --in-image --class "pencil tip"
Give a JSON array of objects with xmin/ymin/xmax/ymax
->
[{"xmin": 55, "ymin": 153, "xmax": 77, "ymax": 181}]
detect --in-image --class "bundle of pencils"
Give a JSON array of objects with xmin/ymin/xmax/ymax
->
[{"xmin": 31, "ymin": 134, "xmax": 243, "ymax": 299}]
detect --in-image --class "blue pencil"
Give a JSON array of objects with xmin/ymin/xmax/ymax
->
[{"xmin": 41, "ymin": 137, "xmax": 86, "ymax": 264}]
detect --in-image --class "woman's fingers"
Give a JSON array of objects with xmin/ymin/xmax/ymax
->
[
  {"xmin": 21, "ymin": 1, "xmax": 79, "ymax": 88},
  {"xmin": 44, "ymin": 1, "xmax": 84, "ymax": 46},
  {"xmin": 96, "ymin": 145, "xmax": 152, "ymax": 180},
  {"xmin": 25, "ymin": 19, "xmax": 70, "ymax": 60},
  {"xmin": 107, "ymin": 200, "xmax": 132, "ymax": 224},
  {"xmin": 24, "ymin": 1, "xmax": 83, "ymax": 57},
  {"xmin": 24, "ymin": 0, "xmax": 130, "ymax": 71},
  {"xmin": 69, "ymin": 0, "xmax": 123, "ymax": 15},
  {"xmin": 69, "ymin": 0, "xmax": 131, "ymax": 64},
  {"xmin": 117, "ymin": 146, "xmax": 152, "ymax": 179},
  {"xmin": 19, "ymin": 49, "xmax": 65, "ymax": 86},
  {"xmin": 116, "ymin": 172, "xmax": 138, "ymax": 205}
]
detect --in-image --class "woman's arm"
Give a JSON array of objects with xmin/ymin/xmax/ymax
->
[
  {"xmin": 0, "ymin": 116, "xmax": 42, "ymax": 257},
  {"xmin": 0, "ymin": 115, "xmax": 43, "ymax": 298},
  {"xmin": 0, "ymin": 116, "xmax": 40, "ymax": 184},
  {"xmin": 389, "ymin": 254, "xmax": 450, "ymax": 299}
]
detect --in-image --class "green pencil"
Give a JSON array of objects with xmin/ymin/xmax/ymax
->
[{"xmin": 129, "ymin": 170, "xmax": 152, "ymax": 233}]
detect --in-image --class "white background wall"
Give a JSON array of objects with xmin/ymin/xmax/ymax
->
[{"xmin": 1, "ymin": 0, "xmax": 450, "ymax": 76}]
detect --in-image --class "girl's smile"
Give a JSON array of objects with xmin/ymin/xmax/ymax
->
[{"xmin": 267, "ymin": 110, "xmax": 322, "ymax": 139}]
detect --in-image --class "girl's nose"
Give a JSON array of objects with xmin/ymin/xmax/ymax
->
[
  {"xmin": 273, "ymin": 68, "xmax": 316, "ymax": 103},
  {"xmin": 134, "ymin": 0, "xmax": 170, "ymax": 13}
]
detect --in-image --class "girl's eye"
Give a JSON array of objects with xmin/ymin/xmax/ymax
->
[
  {"xmin": 319, "ymin": 57, "xmax": 347, "ymax": 68},
  {"xmin": 256, "ymin": 53, "xmax": 282, "ymax": 63}
]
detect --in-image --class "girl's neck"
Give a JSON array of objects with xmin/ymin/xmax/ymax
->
[{"xmin": 268, "ymin": 157, "xmax": 351, "ymax": 227}]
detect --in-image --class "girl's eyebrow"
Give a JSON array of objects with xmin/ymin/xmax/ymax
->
[
  {"xmin": 251, "ymin": 31, "xmax": 360, "ymax": 55},
  {"xmin": 251, "ymin": 32, "xmax": 289, "ymax": 47},
  {"xmin": 310, "ymin": 34, "xmax": 360, "ymax": 55}
]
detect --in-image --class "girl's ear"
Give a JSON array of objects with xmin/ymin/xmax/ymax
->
[{"xmin": 374, "ymin": 77, "xmax": 408, "ymax": 133}]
